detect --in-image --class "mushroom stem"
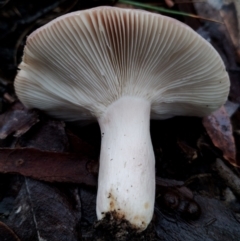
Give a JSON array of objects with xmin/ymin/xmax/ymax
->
[{"xmin": 97, "ymin": 96, "xmax": 155, "ymax": 230}]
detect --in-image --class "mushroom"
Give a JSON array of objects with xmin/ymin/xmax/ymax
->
[{"xmin": 14, "ymin": 7, "xmax": 230, "ymax": 231}]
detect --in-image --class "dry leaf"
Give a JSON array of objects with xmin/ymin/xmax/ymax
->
[
  {"xmin": 0, "ymin": 102, "xmax": 39, "ymax": 139},
  {"xmin": 218, "ymin": 0, "xmax": 240, "ymax": 62},
  {"xmin": 202, "ymin": 106, "xmax": 237, "ymax": 166},
  {"xmin": 0, "ymin": 148, "xmax": 98, "ymax": 186},
  {"xmin": 7, "ymin": 179, "xmax": 82, "ymax": 241},
  {"xmin": 193, "ymin": 1, "xmax": 240, "ymax": 104},
  {"xmin": 1, "ymin": 117, "xmax": 98, "ymax": 185},
  {"xmin": 17, "ymin": 119, "xmax": 68, "ymax": 152},
  {"xmin": 1, "ymin": 110, "xmax": 93, "ymax": 241}
]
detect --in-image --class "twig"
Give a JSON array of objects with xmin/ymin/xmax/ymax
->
[{"xmin": 214, "ymin": 158, "xmax": 240, "ymax": 198}]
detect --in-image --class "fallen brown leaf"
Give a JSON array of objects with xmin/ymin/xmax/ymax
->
[
  {"xmin": 202, "ymin": 106, "xmax": 237, "ymax": 166},
  {"xmin": 0, "ymin": 148, "xmax": 98, "ymax": 186},
  {"xmin": 0, "ymin": 102, "xmax": 39, "ymax": 139},
  {"xmin": 1, "ymin": 110, "xmax": 95, "ymax": 241}
]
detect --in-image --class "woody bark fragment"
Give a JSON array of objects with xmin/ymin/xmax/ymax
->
[{"xmin": 0, "ymin": 148, "xmax": 98, "ymax": 186}]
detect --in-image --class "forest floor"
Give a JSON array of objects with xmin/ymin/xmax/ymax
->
[{"xmin": 0, "ymin": 0, "xmax": 240, "ymax": 240}]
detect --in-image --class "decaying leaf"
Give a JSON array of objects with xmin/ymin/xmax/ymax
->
[
  {"xmin": 80, "ymin": 188, "xmax": 97, "ymax": 226},
  {"xmin": 6, "ymin": 179, "xmax": 82, "ymax": 241},
  {"xmin": 210, "ymin": 0, "xmax": 240, "ymax": 63},
  {"xmin": 0, "ymin": 112, "xmax": 99, "ymax": 184},
  {"xmin": 1, "ymin": 114, "xmax": 86, "ymax": 241},
  {"xmin": 0, "ymin": 221, "xmax": 21, "ymax": 241},
  {"xmin": 0, "ymin": 102, "xmax": 39, "ymax": 139},
  {"xmin": 0, "ymin": 148, "xmax": 98, "ymax": 186},
  {"xmin": 193, "ymin": 1, "xmax": 240, "ymax": 105},
  {"xmin": 17, "ymin": 119, "xmax": 69, "ymax": 152},
  {"xmin": 218, "ymin": 0, "xmax": 240, "ymax": 59},
  {"xmin": 202, "ymin": 106, "xmax": 237, "ymax": 166}
]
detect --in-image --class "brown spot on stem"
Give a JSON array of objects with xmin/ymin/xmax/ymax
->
[
  {"xmin": 144, "ymin": 202, "xmax": 149, "ymax": 209},
  {"xmin": 110, "ymin": 201, "xmax": 114, "ymax": 209}
]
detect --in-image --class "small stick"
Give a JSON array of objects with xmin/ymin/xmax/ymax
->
[{"xmin": 214, "ymin": 158, "xmax": 240, "ymax": 197}]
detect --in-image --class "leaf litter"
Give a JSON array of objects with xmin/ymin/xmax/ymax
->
[
  {"xmin": 0, "ymin": 102, "xmax": 39, "ymax": 140},
  {"xmin": 1, "ymin": 0, "xmax": 240, "ymax": 240},
  {"xmin": 202, "ymin": 105, "xmax": 237, "ymax": 167}
]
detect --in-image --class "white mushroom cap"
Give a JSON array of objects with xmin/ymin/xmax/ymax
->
[
  {"xmin": 15, "ymin": 6, "xmax": 229, "ymax": 121},
  {"xmin": 14, "ymin": 6, "xmax": 230, "ymax": 231}
]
